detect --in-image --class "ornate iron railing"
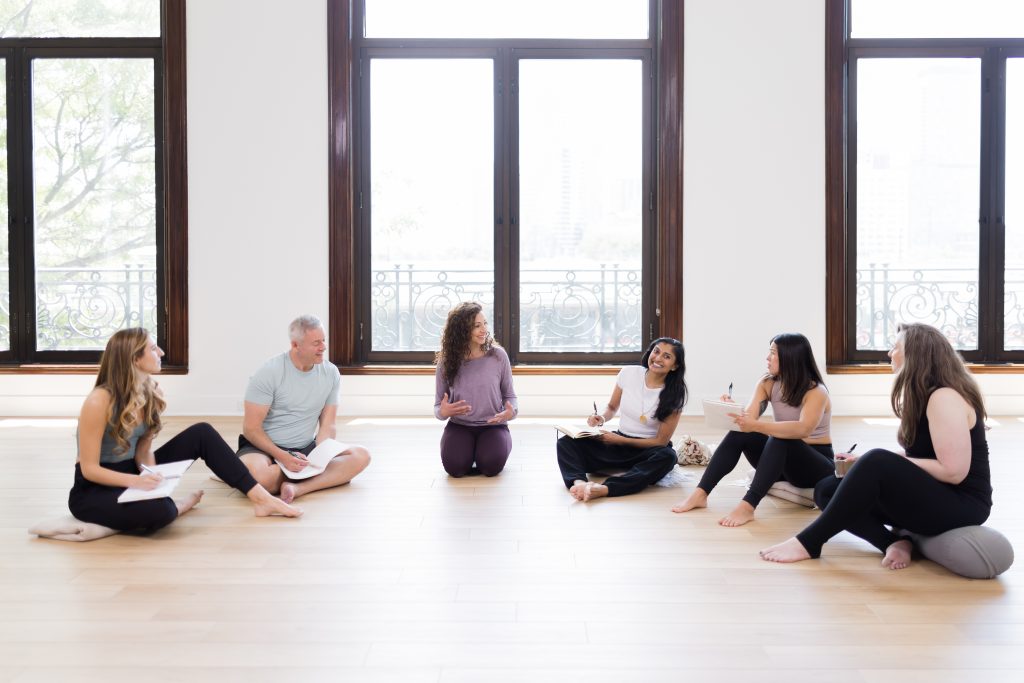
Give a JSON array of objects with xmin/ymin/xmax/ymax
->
[
  {"xmin": 1, "ymin": 264, "xmax": 1020, "ymax": 354},
  {"xmin": 371, "ymin": 264, "xmax": 642, "ymax": 352},
  {"xmin": 856, "ymin": 265, "xmax": 1024, "ymax": 351},
  {"xmin": 0, "ymin": 265, "xmax": 156, "ymax": 351}
]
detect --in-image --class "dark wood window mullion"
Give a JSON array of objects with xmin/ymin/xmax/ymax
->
[
  {"xmin": 978, "ymin": 49, "xmax": 999, "ymax": 360},
  {"xmin": 2, "ymin": 50, "xmax": 26, "ymax": 362},
  {"xmin": 499, "ymin": 49, "xmax": 515, "ymax": 360},
  {"xmin": 356, "ymin": 49, "xmax": 371, "ymax": 362},
  {"xmin": 846, "ymin": 52, "xmax": 864, "ymax": 361},
  {"xmin": 987, "ymin": 50, "xmax": 1009, "ymax": 360},
  {"xmin": 641, "ymin": 52, "xmax": 654, "ymax": 349},
  {"xmin": 15, "ymin": 49, "xmax": 35, "ymax": 362}
]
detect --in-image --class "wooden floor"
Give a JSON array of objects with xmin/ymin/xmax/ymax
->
[{"xmin": 2, "ymin": 414, "xmax": 1023, "ymax": 682}]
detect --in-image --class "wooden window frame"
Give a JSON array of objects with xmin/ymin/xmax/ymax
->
[
  {"xmin": 825, "ymin": 0, "xmax": 1024, "ymax": 372},
  {"xmin": 328, "ymin": 0, "xmax": 683, "ymax": 370},
  {"xmin": 0, "ymin": 0, "xmax": 188, "ymax": 374}
]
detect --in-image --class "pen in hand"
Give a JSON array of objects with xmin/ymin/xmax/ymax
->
[
  {"xmin": 846, "ymin": 443, "xmax": 857, "ymax": 455},
  {"xmin": 140, "ymin": 464, "xmax": 180, "ymax": 480},
  {"xmin": 727, "ymin": 382, "xmax": 733, "ymax": 400},
  {"xmin": 593, "ymin": 401, "xmax": 598, "ymax": 417}
]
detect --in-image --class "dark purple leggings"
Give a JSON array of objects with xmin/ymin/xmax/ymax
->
[{"xmin": 440, "ymin": 422, "xmax": 512, "ymax": 477}]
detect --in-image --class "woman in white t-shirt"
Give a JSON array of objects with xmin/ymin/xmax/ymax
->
[{"xmin": 556, "ymin": 337, "xmax": 687, "ymax": 501}]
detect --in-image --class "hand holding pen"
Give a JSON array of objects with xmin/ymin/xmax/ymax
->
[
  {"xmin": 588, "ymin": 401, "xmax": 606, "ymax": 428},
  {"xmin": 137, "ymin": 464, "xmax": 167, "ymax": 490},
  {"xmin": 834, "ymin": 444, "xmax": 858, "ymax": 477},
  {"xmin": 720, "ymin": 381, "xmax": 735, "ymax": 404}
]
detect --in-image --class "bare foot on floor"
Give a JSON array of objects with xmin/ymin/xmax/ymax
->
[
  {"xmin": 672, "ymin": 489, "xmax": 708, "ymax": 513},
  {"xmin": 249, "ymin": 485, "xmax": 303, "ymax": 518},
  {"xmin": 279, "ymin": 482, "xmax": 297, "ymax": 504},
  {"xmin": 568, "ymin": 480, "xmax": 589, "ymax": 501},
  {"xmin": 759, "ymin": 537, "xmax": 812, "ymax": 563},
  {"xmin": 175, "ymin": 490, "xmax": 204, "ymax": 516},
  {"xmin": 719, "ymin": 501, "xmax": 755, "ymax": 527},
  {"xmin": 882, "ymin": 539, "xmax": 912, "ymax": 570},
  {"xmin": 581, "ymin": 483, "xmax": 608, "ymax": 502}
]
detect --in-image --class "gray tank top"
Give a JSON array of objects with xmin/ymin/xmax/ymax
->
[
  {"xmin": 770, "ymin": 382, "xmax": 830, "ymax": 441},
  {"xmin": 77, "ymin": 422, "xmax": 149, "ymax": 464}
]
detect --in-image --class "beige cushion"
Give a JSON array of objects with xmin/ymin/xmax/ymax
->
[
  {"xmin": 766, "ymin": 480, "xmax": 816, "ymax": 508},
  {"xmin": 29, "ymin": 515, "xmax": 119, "ymax": 542}
]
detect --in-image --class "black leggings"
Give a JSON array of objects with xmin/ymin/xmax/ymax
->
[
  {"xmin": 68, "ymin": 422, "xmax": 259, "ymax": 534},
  {"xmin": 696, "ymin": 430, "xmax": 835, "ymax": 508},
  {"xmin": 796, "ymin": 448, "xmax": 991, "ymax": 558},
  {"xmin": 556, "ymin": 434, "xmax": 678, "ymax": 497}
]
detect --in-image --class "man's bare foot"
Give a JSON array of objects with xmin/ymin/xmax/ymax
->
[
  {"xmin": 719, "ymin": 501, "xmax": 755, "ymax": 527},
  {"xmin": 280, "ymin": 482, "xmax": 297, "ymax": 504},
  {"xmin": 175, "ymin": 490, "xmax": 204, "ymax": 516},
  {"xmin": 882, "ymin": 539, "xmax": 912, "ymax": 570},
  {"xmin": 759, "ymin": 537, "xmax": 812, "ymax": 563},
  {"xmin": 672, "ymin": 489, "xmax": 708, "ymax": 513},
  {"xmin": 581, "ymin": 483, "xmax": 608, "ymax": 502},
  {"xmin": 568, "ymin": 480, "xmax": 589, "ymax": 501},
  {"xmin": 248, "ymin": 485, "xmax": 303, "ymax": 518}
]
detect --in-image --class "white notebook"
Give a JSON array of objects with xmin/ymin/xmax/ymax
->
[
  {"xmin": 117, "ymin": 459, "xmax": 195, "ymax": 503},
  {"xmin": 277, "ymin": 438, "xmax": 351, "ymax": 480},
  {"xmin": 702, "ymin": 399, "xmax": 742, "ymax": 432}
]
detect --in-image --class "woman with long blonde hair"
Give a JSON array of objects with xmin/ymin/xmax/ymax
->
[
  {"xmin": 70, "ymin": 328, "xmax": 301, "ymax": 532},
  {"xmin": 760, "ymin": 323, "xmax": 992, "ymax": 569}
]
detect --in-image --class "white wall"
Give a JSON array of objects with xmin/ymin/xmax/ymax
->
[{"xmin": 1, "ymin": 0, "xmax": 1020, "ymax": 417}]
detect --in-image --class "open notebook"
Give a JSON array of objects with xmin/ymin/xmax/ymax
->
[
  {"xmin": 277, "ymin": 438, "xmax": 352, "ymax": 480},
  {"xmin": 117, "ymin": 459, "xmax": 195, "ymax": 503},
  {"xmin": 702, "ymin": 399, "xmax": 742, "ymax": 432}
]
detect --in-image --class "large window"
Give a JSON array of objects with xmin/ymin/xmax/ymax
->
[
  {"xmin": 827, "ymin": 0, "xmax": 1024, "ymax": 366},
  {"xmin": 0, "ymin": 0, "xmax": 187, "ymax": 369},
  {"xmin": 330, "ymin": 0, "xmax": 683, "ymax": 366}
]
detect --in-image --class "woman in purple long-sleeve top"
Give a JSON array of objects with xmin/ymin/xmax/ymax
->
[{"xmin": 434, "ymin": 302, "xmax": 518, "ymax": 477}]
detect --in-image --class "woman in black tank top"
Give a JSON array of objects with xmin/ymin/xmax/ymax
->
[{"xmin": 760, "ymin": 323, "xmax": 992, "ymax": 569}]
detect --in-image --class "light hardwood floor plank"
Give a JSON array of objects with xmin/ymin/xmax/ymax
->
[{"xmin": 1, "ymin": 414, "xmax": 1022, "ymax": 681}]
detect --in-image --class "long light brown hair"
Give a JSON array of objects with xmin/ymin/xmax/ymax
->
[
  {"xmin": 435, "ymin": 302, "xmax": 494, "ymax": 385},
  {"xmin": 95, "ymin": 328, "xmax": 165, "ymax": 453},
  {"xmin": 891, "ymin": 323, "xmax": 985, "ymax": 448}
]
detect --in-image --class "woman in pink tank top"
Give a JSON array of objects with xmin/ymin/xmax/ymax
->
[{"xmin": 672, "ymin": 333, "xmax": 834, "ymax": 526}]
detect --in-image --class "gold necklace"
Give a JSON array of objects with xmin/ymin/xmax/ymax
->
[{"xmin": 640, "ymin": 371, "xmax": 662, "ymax": 424}]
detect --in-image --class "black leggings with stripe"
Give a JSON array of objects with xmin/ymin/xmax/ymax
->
[
  {"xmin": 69, "ymin": 422, "xmax": 258, "ymax": 533},
  {"xmin": 696, "ymin": 430, "xmax": 834, "ymax": 507}
]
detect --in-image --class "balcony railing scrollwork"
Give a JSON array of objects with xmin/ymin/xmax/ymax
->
[
  {"xmin": 856, "ymin": 264, "xmax": 1024, "ymax": 351},
  {"xmin": 0, "ymin": 265, "xmax": 156, "ymax": 351},
  {"xmin": 371, "ymin": 264, "xmax": 642, "ymax": 353}
]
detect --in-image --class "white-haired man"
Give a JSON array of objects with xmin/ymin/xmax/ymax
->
[{"xmin": 236, "ymin": 315, "xmax": 370, "ymax": 502}]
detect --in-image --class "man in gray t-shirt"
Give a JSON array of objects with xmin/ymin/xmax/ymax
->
[{"xmin": 237, "ymin": 315, "xmax": 370, "ymax": 503}]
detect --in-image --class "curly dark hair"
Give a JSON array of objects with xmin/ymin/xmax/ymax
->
[
  {"xmin": 435, "ymin": 302, "xmax": 494, "ymax": 385},
  {"xmin": 640, "ymin": 337, "xmax": 688, "ymax": 421}
]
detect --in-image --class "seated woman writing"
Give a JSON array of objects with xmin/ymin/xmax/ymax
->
[
  {"xmin": 70, "ymin": 328, "xmax": 301, "ymax": 533},
  {"xmin": 672, "ymin": 333, "xmax": 834, "ymax": 526},
  {"xmin": 760, "ymin": 323, "xmax": 992, "ymax": 569},
  {"xmin": 556, "ymin": 337, "xmax": 686, "ymax": 502}
]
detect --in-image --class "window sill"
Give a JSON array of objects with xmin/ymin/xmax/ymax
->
[
  {"xmin": 827, "ymin": 363, "xmax": 1024, "ymax": 375},
  {"xmin": 342, "ymin": 364, "xmax": 622, "ymax": 376},
  {"xmin": 0, "ymin": 364, "xmax": 188, "ymax": 375}
]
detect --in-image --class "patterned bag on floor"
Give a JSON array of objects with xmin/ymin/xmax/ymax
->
[{"xmin": 676, "ymin": 435, "xmax": 711, "ymax": 466}]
